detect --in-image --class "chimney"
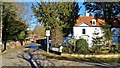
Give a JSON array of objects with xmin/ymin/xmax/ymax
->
[
  {"xmin": 80, "ymin": 14, "xmax": 83, "ymax": 16},
  {"xmin": 85, "ymin": 10, "xmax": 89, "ymax": 17}
]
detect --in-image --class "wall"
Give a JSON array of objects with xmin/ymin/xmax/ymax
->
[{"xmin": 73, "ymin": 26, "xmax": 104, "ymax": 47}]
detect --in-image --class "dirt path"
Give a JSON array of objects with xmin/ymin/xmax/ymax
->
[
  {"xmin": 0, "ymin": 45, "xmax": 119, "ymax": 68},
  {"xmin": 0, "ymin": 46, "xmax": 30, "ymax": 67}
]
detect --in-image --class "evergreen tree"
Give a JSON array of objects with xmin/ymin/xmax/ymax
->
[
  {"xmin": 32, "ymin": 2, "xmax": 80, "ymax": 46},
  {"xmin": 83, "ymin": 2, "xmax": 120, "ymax": 52},
  {"xmin": 2, "ymin": 2, "xmax": 28, "ymax": 52}
]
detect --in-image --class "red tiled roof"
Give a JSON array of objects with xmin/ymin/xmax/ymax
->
[{"xmin": 75, "ymin": 16, "xmax": 105, "ymax": 27}]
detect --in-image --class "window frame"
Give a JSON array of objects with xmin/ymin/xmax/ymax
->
[
  {"xmin": 82, "ymin": 29, "xmax": 86, "ymax": 34},
  {"xmin": 92, "ymin": 19, "xmax": 96, "ymax": 26}
]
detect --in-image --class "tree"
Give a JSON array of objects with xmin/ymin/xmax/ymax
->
[
  {"xmin": 28, "ymin": 29, "xmax": 34, "ymax": 36},
  {"xmin": 32, "ymin": 2, "xmax": 80, "ymax": 47},
  {"xmin": 2, "ymin": 2, "xmax": 28, "ymax": 52},
  {"xmin": 33, "ymin": 25, "xmax": 45, "ymax": 37},
  {"xmin": 83, "ymin": 2, "xmax": 120, "ymax": 23},
  {"xmin": 51, "ymin": 26, "xmax": 64, "ymax": 47},
  {"xmin": 83, "ymin": 2, "xmax": 120, "ymax": 52}
]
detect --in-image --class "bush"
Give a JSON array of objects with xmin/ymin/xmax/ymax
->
[
  {"xmin": 90, "ymin": 44, "xmax": 120, "ymax": 54},
  {"xmin": 62, "ymin": 46, "xmax": 69, "ymax": 53},
  {"xmin": 68, "ymin": 38, "xmax": 76, "ymax": 52},
  {"xmin": 111, "ymin": 44, "xmax": 120, "ymax": 53},
  {"xmin": 75, "ymin": 39, "xmax": 89, "ymax": 54},
  {"xmin": 91, "ymin": 45, "xmax": 102, "ymax": 54},
  {"xmin": 99, "ymin": 45, "xmax": 109, "ymax": 54},
  {"xmin": 117, "ymin": 44, "xmax": 120, "ymax": 53},
  {"xmin": 62, "ymin": 46, "xmax": 74, "ymax": 53}
]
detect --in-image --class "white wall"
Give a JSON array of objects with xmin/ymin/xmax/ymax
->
[
  {"xmin": 78, "ymin": 23, "xmax": 89, "ymax": 26},
  {"xmin": 73, "ymin": 26, "xmax": 104, "ymax": 47}
]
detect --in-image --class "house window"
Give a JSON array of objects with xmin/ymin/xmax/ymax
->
[
  {"xmin": 92, "ymin": 21, "xmax": 95, "ymax": 25},
  {"xmin": 92, "ymin": 19, "xmax": 96, "ymax": 26},
  {"xmin": 82, "ymin": 29, "xmax": 86, "ymax": 34},
  {"xmin": 94, "ymin": 28, "xmax": 99, "ymax": 35}
]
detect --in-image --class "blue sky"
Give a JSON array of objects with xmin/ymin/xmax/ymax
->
[
  {"xmin": 78, "ymin": 2, "xmax": 86, "ymax": 15},
  {"xmin": 26, "ymin": 2, "xmax": 86, "ymax": 30}
]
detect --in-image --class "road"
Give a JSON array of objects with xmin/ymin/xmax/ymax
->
[{"xmin": 0, "ymin": 45, "xmax": 120, "ymax": 68}]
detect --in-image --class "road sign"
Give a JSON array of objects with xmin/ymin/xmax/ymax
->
[
  {"xmin": 46, "ymin": 30, "xmax": 50, "ymax": 36},
  {"xmin": 46, "ymin": 30, "xmax": 50, "ymax": 53}
]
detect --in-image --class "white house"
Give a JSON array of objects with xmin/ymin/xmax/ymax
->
[
  {"xmin": 73, "ymin": 11, "xmax": 120, "ymax": 47},
  {"xmin": 73, "ymin": 15, "xmax": 104, "ymax": 47}
]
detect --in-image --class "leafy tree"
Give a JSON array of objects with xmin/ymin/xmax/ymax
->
[
  {"xmin": 33, "ymin": 25, "xmax": 45, "ymax": 37},
  {"xmin": 51, "ymin": 26, "xmax": 64, "ymax": 47},
  {"xmin": 83, "ymin": 2, "xmax": 120, "ymax": 52},
  {"xmin": 27, "ymin": 29, "xmax": 34, "ymax": 36},
  {"xmin": 83, "ymin": 2, "xmax": 120, "ymax": 23},
  {"xmin": 32, "ymin": 2, "xmax": 80, "ymax": 47},
  {"xmin": 2, "ymin": 2, "xmax": 28, "ymax": 52}
]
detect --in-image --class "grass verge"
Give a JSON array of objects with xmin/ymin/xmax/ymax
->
[{"xmin": 41, "ymin": 51, "xmax": 120, "ymax": 64}]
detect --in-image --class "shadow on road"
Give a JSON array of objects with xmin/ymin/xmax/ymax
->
[
  {"xmin": 36, "ymin": 39, "xmax": 47, "ymax": 51},
  {"xmin": 17, "ymin": 50, "xmax": 43, "ymax": 68},
  {"xmin": 17, "ymin": 49, "xmax": 56, "ymax": 68}
]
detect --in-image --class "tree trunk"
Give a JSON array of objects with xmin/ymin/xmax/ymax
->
[
  {"xmin": 73, "ymin": 42, "xmax": 76, "ymax": 52},
  {"xmin": 0, "ymin": 2, "xmax": 2, "ymax": 45},
  {"xmin": 73, "ymin": 46, "xmax": 76, "ymax": 52},
  {"xmin": 108, "ymin": 40, "xmax": 112, "ymax": 53},
  {"xmin": 2, "ymin": 41, "xmax": 7, "ymax": 52},
  {"xmin": 19, "ymin": 40, "xmax": 23, "ymax": 46},
  {"xmin": 108, "ymin": 27, "xmax": 112, "ymax": 53}
]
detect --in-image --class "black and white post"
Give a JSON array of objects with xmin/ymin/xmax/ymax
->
[{"xmin": 46, "ymin": 30, "xmax": 50, "ymax": 53}]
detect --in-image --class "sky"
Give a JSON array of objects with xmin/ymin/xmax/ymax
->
[{"xmin": 25, "ymin": 2, "xmax": 86, "ymax": 30}]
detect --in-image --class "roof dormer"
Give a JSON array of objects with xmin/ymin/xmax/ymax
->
[{"xmin": 92, "ymin": 19, "xmax": 96, "ymax": 26}]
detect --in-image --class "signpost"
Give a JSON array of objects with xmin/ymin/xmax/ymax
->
[{"xmin": 46, "ymin": 30, "xmax": 50, "ymax": 53}]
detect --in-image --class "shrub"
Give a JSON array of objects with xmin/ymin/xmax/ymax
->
[
  {"xmin": 99, "ymin": 45, "xmax": 109, "ymax": 54},
  {"xmin": 91, "ymin": 44, "xmax": 120, "ymax": 54},
  {"xmin": 75, "ymin": 39, "xmax": 89, "ymax": 54},
  {"xmin": 62, "ymin": 46, "xmax": 73, "ymax": 53},
  {"xmin": 62, "ymin": 46, "xmax": 69, "ymax": 53},
  {"xmin": 68, "ymin": 38, "xmax": 76, "ymax": 52},
  {"xmin": 117, "ymin": 44, "xmax": 120, "ymax": 53},
  {"xmin": 90, "ymin": 45, "xmax": 102, "ymax": 54},
  {"xmin": 111, "ymin": 44, "xmax": 120, "ymax": 53}
]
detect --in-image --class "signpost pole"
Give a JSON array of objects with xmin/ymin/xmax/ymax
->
[
  {"xmin": 46, "ymin": 30, "xmax": 50, "ymax": 53},
  {"xmin": 47, "ymin": 36, "xmax": 49, "ymax": 53}
]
